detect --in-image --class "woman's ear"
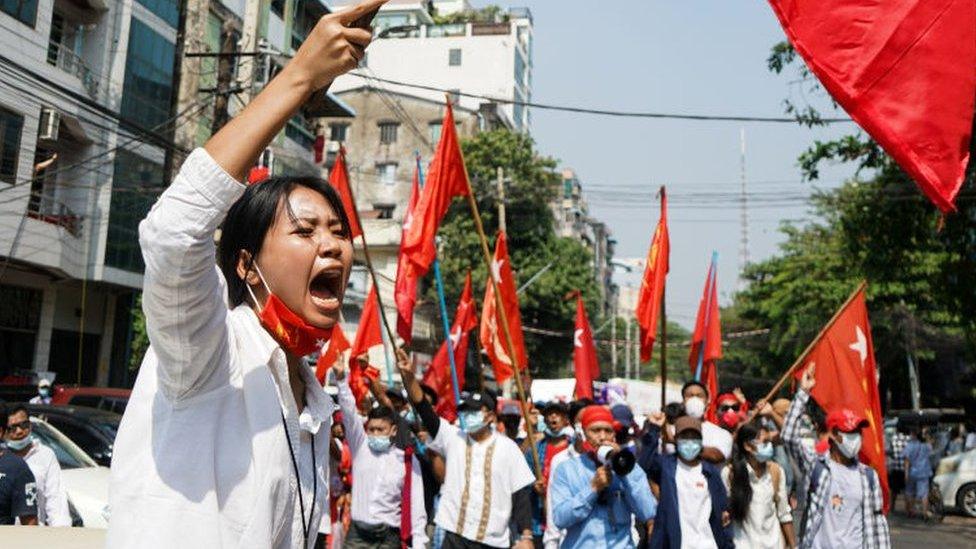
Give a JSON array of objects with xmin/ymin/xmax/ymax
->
[{"xmin": 236, "ymin": 250, "xmax": 260, "ymax": 285}]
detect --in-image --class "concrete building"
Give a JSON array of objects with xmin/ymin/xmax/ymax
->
[
  {"xmin": 330, "ymin": 0, "xmax": 533, "ymax": 131},
  {"xmin": 0, "ymin": 0, "xmax": 186, "ymax": 387}
]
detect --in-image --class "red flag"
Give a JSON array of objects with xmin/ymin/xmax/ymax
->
[
  {"xmin": 315, "ymin": 326, "xmax": 350, "ymax": 384},
  {"xmin": 766, "ymin": 0, "xmax": 976, "ymax": 212},
  {"xmin": 573, "ymin": 293, "xmax": 600, "ymax": 400},
  {"xmin": 400, "ymin": 101, "xmax": 470, "ymax": 275},
  {"xmin": 479, "ymin": 232, "xmax": 528, "ymax": 385},
  {"xmin": 395, "ymin": 166, "xmax": 422, "ymax": 345},
  {"xmin": 351, "ymin": 284, "xmax": 383, "ymax": 361},
  {"xmin": 328, "ymin": 146, "xmax": 363, "ymax": 238},
  {"xmin": 688, "ymin": 256, "xmax": 721, "ymax": 420},
  {"xmin": 793, "ymin": 286, "xmax": 889, "ymax": 511},
  {"xmin": 423, "ymin": 273, "xmax": 477, "ymax": 421},
  {"xmin": 636, "ymin": 190, "xmax": 669, "ymax": 362}
]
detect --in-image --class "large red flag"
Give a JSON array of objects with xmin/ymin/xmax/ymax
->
[
  {"xmin": 688, "ymin": 256, "xmax": 721, "ymax": 419},
  {"xmin": 328, "ymin": 146, "xmax": 363, "ymax": 238},
  {"xmin": 400, "ymin": 101, "xmax": 470, "ymax": 275},
  {"xmin": 573, "ymin": 293, "xmax": 600, "ymax": 400},
  {"xmin": 315, "ymin": 326, "xmax": 350, "ymax": 384},
  {"xmin": 636, "ymin": 189, "xmax": 669, "ymax": 362},
  {"xmin": 395, "ymin": 165, "xmax": 422, "ymax": 344},
  {"xmin": 423, "ymin": 273, "xmax": 477, "ymax": 421},
  {"xmin": 793, "ymin": 286, "xmax": 889, "ymax": 510},
  {"xmin": 766, "ymin": 0, "xmax": 976, "ymax": 212},
  {"xmin": 351, "ymin": 284, "xmax": 383, "ymax": 361},
  {"xmin": 479, "ymin": 232, "xmax": 528, "ymax": 385}
]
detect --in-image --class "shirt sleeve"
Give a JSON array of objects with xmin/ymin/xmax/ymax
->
[
  {"xmin": 410, "ymin": 455, "xmax": 428, "ymax": 548},
  {"xmin": 428, "ymin": 416, "xmax": 457, "ymax": 457},
  {"xmin": 337, "ymin": 378, "xmax": 366, "ymax": 452},
  {"xmin": 138, "ymin": 148, "xmax": 246, "ymax": 401},
  {"xmin": 775, "ymin": 463, "xmax": 792, "ymax": 524},
  {"xmin": 783, "ymin": 389, "xmax": 816, "ymax": 476},
  {"xmin": 11, "ymin": 460, "xmax": 38, "ymax": 520},
  {"xmin": 41, "ymin": 449, "xmax": 70, "ymax": 526},
  {"xmin": 550, "ymin": 459, "xmax": 598, "ymax": 530},
  {"xmin": 509, "ymin": 442, "xmax": 537, "ymax": 493},
  {"xmin": 622, "ymin": 464, "xmax": 657, "ymax": 522}
]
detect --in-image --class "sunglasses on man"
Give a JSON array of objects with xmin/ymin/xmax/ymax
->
[{"xmin": 717, "ymin": 404, "xmax": 741, "ymax": 413}]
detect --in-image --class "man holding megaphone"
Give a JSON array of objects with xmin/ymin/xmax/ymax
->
[{"xmin": 550, "ymin": 405, "xmax": 656, "ymax": 548}]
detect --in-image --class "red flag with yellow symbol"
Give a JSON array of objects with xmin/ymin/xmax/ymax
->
[
  {"xmin": 479, "ymin": 231, "xmax": 528, "ymax": 385},
  {"xmin": 636, "ymin": 189, "xmax": 669, "ymax": 362},
  {"xmin": 793, "ymin": 286, "xmax": 889, "ymax": 511},
  {"xmin": 315, "ymin": 326, "xmax": 350, "ymax": 384}
]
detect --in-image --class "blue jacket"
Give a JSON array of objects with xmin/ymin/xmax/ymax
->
[
  {"xmin": 646, "ymin": 453, "xmax": 733, "ymax": 549},
  {"xmin": 550, "ymin": 453, "xmax": 657, "ymax": 549}
]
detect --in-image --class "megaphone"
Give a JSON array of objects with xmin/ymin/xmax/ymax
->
[{"xmin": 596, "ymin": 445, "xmax": 636, "ymax": 476}]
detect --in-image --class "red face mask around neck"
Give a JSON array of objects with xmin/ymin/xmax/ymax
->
[{"xmin": 248, "ymin": 263, "xmax": 333, "ymax": 358}]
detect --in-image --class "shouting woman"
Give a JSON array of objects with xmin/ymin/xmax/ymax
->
[{"xmin": 107, "ymin": 2, "xmax": 387, "ymax": 548}]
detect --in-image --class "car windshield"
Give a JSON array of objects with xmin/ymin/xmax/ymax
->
[
  {"xmin": 93, "ymin": 416, "xmax": 120, "ymax": 440},
  {"xmin": 29, "ymin": 418, "xmax": 98, "ymax": 470}
]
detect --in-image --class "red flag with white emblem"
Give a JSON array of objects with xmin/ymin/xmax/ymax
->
[
  {"xmin": 395, "ymin": 165, "xmax": 422, "ymax": 344},
  {"xmin": 328, "ymin": 146, "xmax": 363, "ymax": 238},
  {"xmin": 573, "ymin": 293, "xmax": 599, "ymax": 400},
  {"xmin": 688, "ymin": 254, "xmax": 721, "ymax": 419},
  {"xmin": 423, "ymin": 273, "xmax": 477, "ymax": 421},
  {"xmin": 351, "ymin": 284, "xmax": 383, "ymax": 361},
  {"xmin": 479, "ymin": 232, "xmax": 528, "ymax": 385},
  {"xmin": 315, "ymin": 327, "xmax": 350, "ymax": 384},
  {"xmin": 793, "ymin": 285, "xmax": 889, "ymax": 510}
]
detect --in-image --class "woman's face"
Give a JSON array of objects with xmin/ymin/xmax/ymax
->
[{"xmin": 240, "ymin": 186, "xmax": 353, "ymax": 329}]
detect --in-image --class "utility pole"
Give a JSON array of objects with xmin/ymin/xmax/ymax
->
[
  {"xmin": 633, "ymin": 322, "xmax": 640, "ymax": 380},
  {"xmin": 738, "ymin": 128, "xmax": 750, "ymax": 290},
  {"xmin": 625, "ymin": 316, "xmax": 632, "ymax": 379},
  {"xmin": 610, "ymin": 302, "xmax": 618, "ymax": 377},
  {"xmin": 496, "ymin": 166, "xmax": 506, "ymax": 233},
  {"xmin": 211, "ymin": 20, "xmax": 239, "ymax": 134},
  {"xmin": 907, "ymin": 352, "xmax": 921, "ymax": 411}
]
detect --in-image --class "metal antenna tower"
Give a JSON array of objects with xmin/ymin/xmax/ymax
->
[{"xmin": 738, "ymin": 128, "xmax": 750, "ymax": 289}]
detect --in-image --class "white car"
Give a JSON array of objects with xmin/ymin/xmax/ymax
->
[
  {"xmin": 933, "ymin": 446, "xmax": 976, "ymax": 517},
  {"xmin": 29, "ymin": 417, "xmax": 110, "ymax": 528}
]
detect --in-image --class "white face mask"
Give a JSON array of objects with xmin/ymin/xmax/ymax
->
[
  {"xmin": 684, "ymin": 397, "xmax": 706, "ymax": 419},
  {"xmin": 838, "ymin": 432, "xmax": 862, "ymax": 459}
]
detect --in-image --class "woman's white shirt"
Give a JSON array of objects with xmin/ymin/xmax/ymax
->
[{"xmin": 107, "ymin": 148, "xmax": 333, "ymax": 549}]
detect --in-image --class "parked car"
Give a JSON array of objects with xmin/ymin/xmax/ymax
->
[
  {"xmin": 30, "ymin": 417, "xmax": 110, "ymax": 528},
  {"xmin": 50, "ymin": 386, "xmax": 131, "ymax": 414},
  {"xmin": 26, "ymin": 404, "xmax": 120, "ymax": 467},
  {"xmin": 933, "ymin": 446, "xmax": 976, "ymax": 517}
]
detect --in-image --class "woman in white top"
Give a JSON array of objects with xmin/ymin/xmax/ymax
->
[
  {"xmin": 107, "ymin": 2, "xmax": 387, "ymax": 548},
  {"xmin": 722, "ymin": 421, "xmax": 797, "ymax": 549}
]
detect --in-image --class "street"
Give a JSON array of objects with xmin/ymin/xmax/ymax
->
[{"xmin": 890, "ymin": 512, "xmax": 976, "ymax": 548}]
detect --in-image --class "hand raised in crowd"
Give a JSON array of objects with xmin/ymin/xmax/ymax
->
[
  {"xmin": 332, "ymin": 352, "xmax": 348, "ymax": 381},
  {"xmin": 732, "ymin": 386, "xmax": 747, "ymax": 403},
  {"xmin": 396, "ymin": 347, "xmax": 414, "ymax": 380},
  {"xmin": 646, "ymin": 411, "xmax": 666, "ymax": 428},
  {"xmin": 591, "ymin": 465, "xmax": 612, "ymax": 493},
  {"xmin": 756, "ymin": 399, "xmax": 773, "ymax": 417},
  {"xmin": 800, "ymin": 362, "xmax": 816, "ymax": 392}
]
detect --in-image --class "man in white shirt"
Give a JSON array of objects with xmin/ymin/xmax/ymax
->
[
  {"xmin": 398, "ymin": 356, "xmax": 535, "ymax": 549},
  {"xmin": 680, "ymin": 380, "xmax": 733, "ymax": 464},
  {"xmin": 28, "ymin": 379, "xmax": 52, "ymax": 405},
  {"xmin": 334, "ymin": 358, "xmax": 426, "ymax": 548},
  {"xmin": 4, "ymin": 406, "xmax": 69, "ymax": 526}
]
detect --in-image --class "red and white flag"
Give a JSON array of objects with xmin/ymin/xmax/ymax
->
[
  {"xmin": 423, "ymin": 273, "xmax": 477, "ymax": 421},
  {"xmin": 636, "ymin": 189, "xmax": 669, "ymax": 362},
  {"xmin": 479, "ymin": 232, "xmax": 528, "ymax": 385},
  {"xmin": 573, "ymin": 293, "xmax": 600, "ymax": 400},
  {"xmin": 688, "ymin": 255, "xmax": 721, "ymax": 420},
  {"xmin": 394, "ymin": 165, "xmax": 422, "ymax": 344},
  {"xmin": 328, "ymin": 146, "xmax": 363, "ymax": 238}
]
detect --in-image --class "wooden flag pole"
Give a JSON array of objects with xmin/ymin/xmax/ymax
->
[
  {"xmin": 757, "ymin": 280, "xmax": 868, "ymax": 406},
  {"xmin": 452, "ymin": 98, "xmax": 542, "ymax": 478},
  {"xmin": 660, "ymin": 279, "xmax": 667, "ymax": 410}
]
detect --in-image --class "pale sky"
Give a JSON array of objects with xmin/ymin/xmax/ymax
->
[{"xmin": 487, "ymin": 0, "xmax": 860, "ymax": 327}]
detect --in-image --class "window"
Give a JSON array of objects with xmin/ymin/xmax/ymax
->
[
  {"xmin": 378, "ymin": 122, "xmax": 399, "ymax": 144},
  {"xmin": 270, "ymin": 0, "xmax": 285, "ymax": 18},
  {"xmin": 376, "ymin": 163, "xmax": 397, "ymax": 185},
  {"xmin": 373, "ymin": 204, "xmax": 395, "ymax": 219},
  {"xmin": 330, "ymin": 123, "xmax": 348, "ymax": 142},
  {"xmin": 0, "ymin": 107, "xmax": 24, "ymax": 184},
  {"xmin": 449, "ymin": 48, "xmax": 462, "ymax": 66},
  {"xmin": 120, "ymin": 19, "xmax": 176, "ymax": 130},
  {"xmin": 428, "ymin": 121, "xmax": 442, "ymax": 144},
  {"xmin": 134, "ymin": 0, "xmax": 179, "ymax": 28},
  {"xmin": 106, "ymin": 149, "xmax": 165, "ymax": 272},
  {"xmin": 1, "ymin": 0, "xmax": 38, "ymax": 27}
]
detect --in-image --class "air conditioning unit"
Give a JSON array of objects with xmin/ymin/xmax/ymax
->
[{"xmin": 39, "ymin": 107, "xmax": 60, "ymax": 141}]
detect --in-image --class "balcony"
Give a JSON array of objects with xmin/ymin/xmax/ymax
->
[
  {"xmin": 47, "ymin": 40, "xmax": 100, "ymax": 99},
  {"xmin": 471, "ymin": 22, "xmax": 510, "ymax": 36},
  {"xmin": 27, "ymin": 197, "xmax": 84, "ymax": 237}
]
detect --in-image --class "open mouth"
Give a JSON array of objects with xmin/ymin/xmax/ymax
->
[{"xmin": 309, "ymin": 269, "xmax": 343, "ymax": 311}]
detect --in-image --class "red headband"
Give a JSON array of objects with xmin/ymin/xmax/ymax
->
[{"xmin": 579, "ymin": 405, "xmax": 614, "ymax": 429}]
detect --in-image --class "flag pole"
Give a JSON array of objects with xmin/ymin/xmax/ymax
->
[
  {"xmin": 695, "ymin": 251, "xmax": 718, "ymax": 381},
  {"xmin": 658, "ymin": 185, "xmax": 667, "ymax": 410},
  {"xmin": 757, "ymin": 280, "xmax": 869, "ymax": 405},
  {"xmin": 417, "ymin": 153, "xmax": 465, "ymax": 424},
  {"xmin": 337, "ymin": 148, "xmax": 400, "ymax": 363},
  {"xmin": 451, "ymin": 97, "xmax": 542, "ymax": 478}
]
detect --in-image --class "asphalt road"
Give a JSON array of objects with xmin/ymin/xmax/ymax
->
[{"xmin": 890, "ymin": 512, "xmax": 976, "ymax": 548}]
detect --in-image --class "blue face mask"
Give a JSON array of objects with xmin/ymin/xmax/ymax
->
[
  {"xmin": 460, "ymin": 411, "xmax": 486, "ymax": 434},
  {"xmin": 677, "ymin": 439, "xmax": 703, "ymax": 461},
  {"xmin": 5, "ymin": 435, "xmax": 32, "ymax": 452},
  {"xmin": 38, "ymin": 388, "xmax": 50, "ymax": 398},
  {"xmin": 755, "ymin": 441, "xmax": 775, "ymax": 462},
  {"xmin": 536, "ymin": 416, "xmax": 547, "ymax": 434},
  {"xmin": 367, "ymin": 435, "xmax": 392, "ymax": 453},
  {"xmin": 401, "ymin": 408, "xmax": 417, "ymax": 424}
]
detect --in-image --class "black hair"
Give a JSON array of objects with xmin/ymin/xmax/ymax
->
[
  {"xmin": 500, "ymin": 414, "xmax": 520, "ymax": 440},
  {"xmin": 7, "ymin": 405, "xmax": 28, "ymax": 419},
  {"xmin": 217, "ymin": 176, "xmax": 352, "ymax": 307},
  {"xmin": 0, "ymin": 403, "xmax": 7, "ymax": 433},
  {"xmin": 805, "ymin": 397, "xmax": 827, "ymax": 433},
  {"xmin": 367, "ymin": 404, "xmax": 397, "ymax": 425},
  {"xmin": 728, "ymin": 421, "xmax": 762, "ymax": 523},
  {"xmin": 681, "ymin": 380, "xmax": 709, "ymax": 399},
  {"xmin": 663, "ymin": 401, "xmax": 685, "ymax": 423},
  {"xmin": 569, "ymin": 399, "xmax": 593, "ymax": 423}
]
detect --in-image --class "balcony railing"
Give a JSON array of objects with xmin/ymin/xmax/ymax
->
[
  {"xmin": 471, "ymin": 22, "xmax": 510, "ymax": 36},
  {"xmin": 27, "ymin": 194, "xmax": 84, "ymax": 237},
  {"xmin": 47, "ymin": 40, "xmax": 100, "ymax": 99}
]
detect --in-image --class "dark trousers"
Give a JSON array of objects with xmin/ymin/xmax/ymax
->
[
  {"xmin": 344, "ymin": 520, "xmax": 402, "ymax": 549},
  {"xmin": 441, "ymin": 531, "xmax": 496, "ymax": 549}
]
